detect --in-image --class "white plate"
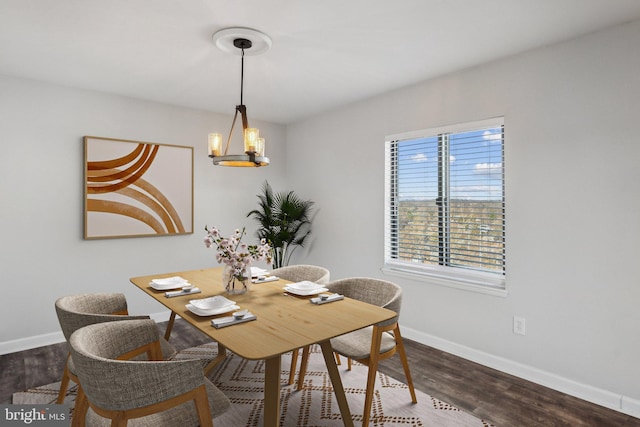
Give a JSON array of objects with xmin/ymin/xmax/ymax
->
[
  {"xmin": 189, "ymin": 296, "xmax": 235, "ymax": 310},
  {"xmin": 152, "ymin": 276, "xmax": 188, "ymax": 286},
  {"xmin": 150, "ymin": 277, "xmax": 190, "ymax": 291},
  {"xmin": 186, "ymin": 303, "xmax": 240, "ymax": 317},
  {"xmin": 283, "ymin": 286, "xmax": 329, "ymax": 296},
  {"xmin": 287, "ymin": 281, "xmax": 323, "ymax": 291}
]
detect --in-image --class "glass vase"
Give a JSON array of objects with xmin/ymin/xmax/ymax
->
[{"xmin": 222, "ymin": 265, "xmax": 250, "ymax": 295}]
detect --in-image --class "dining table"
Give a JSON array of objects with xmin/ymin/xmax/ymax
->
[{"xmin": 130, "ymin": 267, "xmax": 396, "ymax": 427}]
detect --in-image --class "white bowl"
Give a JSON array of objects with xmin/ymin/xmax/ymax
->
[
  {"xmin": 288, "ymin": 281, "xmax": 322, "ymax": 291},
  {"xmin": 189, "ymin": 296, "xmax": 235, "ymax": 310},
  {"xmin": 186, "ymin": 304, "xmax": 239, "ymax": 317},
  {"xmin": 151, "ymin": 276, "xmax": 187, "ymax": 286}
]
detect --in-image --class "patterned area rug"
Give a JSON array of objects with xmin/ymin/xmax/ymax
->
[{"xmin": 13, "ymin": 344, "xmax": 495, "ymax": 426}]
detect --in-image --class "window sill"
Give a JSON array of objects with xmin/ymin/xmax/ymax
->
[{"xmin": 381, "ymin": 265, "xmax": 508, "ymax": 298}]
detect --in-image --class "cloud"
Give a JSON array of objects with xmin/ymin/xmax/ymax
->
[
  {"xmin": 411, "ymin": 153, "xmax": 428, "ymax": 162},
  {"xmin": 475, "ymin": 162, "xmax": 501, "ymax": 172},
  {"xmin": 482, "ymin": 130, "xmax": 502, "ymax": 142},
  {"xmin": 474, "ymin": 162, "xmax": 502, "ymax": 177},
  {"xmin": 451, "ymin": 184, "xmax": 503, "ymax": 200}
]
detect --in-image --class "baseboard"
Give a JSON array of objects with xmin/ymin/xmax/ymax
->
[
  {"xmin": 401, "ymin": 326, "xmax": 640, "ymax": 419},
  {"xmin": 622, "ymin": 396, "xmax": 640, "ymax": 418},
  {"xmin": 0, "ymin": 310, "xmax": 173, "ymax": 355},
  {"xmin": 0, "ymin": 331, "xmax": 65, "ymax": 355}
]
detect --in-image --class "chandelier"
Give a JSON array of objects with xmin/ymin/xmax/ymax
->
[{"xmin": 208, "ymin": 28, "xmax": 271, "ymax": 167}]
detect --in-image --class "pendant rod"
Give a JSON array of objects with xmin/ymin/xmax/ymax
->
[{"xmin": 240, "ymin": 47, "xmax": 245, "ymax": 107}]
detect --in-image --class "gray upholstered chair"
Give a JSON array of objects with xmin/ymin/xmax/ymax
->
[
  {"xmin": 270, "ymin": 264, "xmax": 330, "ymax": 285},
  {"xmin": 270, "ymin": 264, "xmax": 330, "ymax": 384},
  {"xmin": 296, "ymin": 277, "xmax": 417, "ymax": 427},
  {"xmin": 69, "ymin": 319, "xmax": 230, "ymax": 427},
  {"xmin": 54, "ymin": 293, "xmax": 189, "ymax": 407}
]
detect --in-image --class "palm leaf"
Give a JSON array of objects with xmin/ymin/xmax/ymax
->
[{"xmin": 247, "ymin": 181, "xmax": 314, "ymax": 268}]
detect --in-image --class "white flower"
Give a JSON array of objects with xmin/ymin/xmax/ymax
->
[{"xmin": 204, "ymin": 225, "xmax": 273, "ymax": 280}]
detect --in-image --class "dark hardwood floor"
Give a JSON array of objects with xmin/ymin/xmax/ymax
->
[{"xmin": 1, "ymin": 319, "xmax": 638, "ymax": 427}]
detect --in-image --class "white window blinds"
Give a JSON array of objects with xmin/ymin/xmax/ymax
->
[{"xmin": 385, "ymin": 118, "xmax": 505, "ymax": 289}]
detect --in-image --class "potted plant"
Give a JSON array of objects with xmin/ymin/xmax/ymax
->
[{"xmin": 247, "ymin": 181, "xmax": 314, "ymax": 268}]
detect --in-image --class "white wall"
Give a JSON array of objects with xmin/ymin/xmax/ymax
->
[
  {"xmin": 0, "ymin": 75, "xmax": 286, "ymax": 347},
  {"xmin": 286, "ymin": 20, "xmax": 640, "ymax": 415}
]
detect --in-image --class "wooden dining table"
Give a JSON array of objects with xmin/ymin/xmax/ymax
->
[{"xmin": 130, "ymin": 267, "xmax": 396, "ymax": 427}]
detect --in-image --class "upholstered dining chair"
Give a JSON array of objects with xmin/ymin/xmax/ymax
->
[
  {"xmin": 69, "ymin": 319, "xmax": 230, "ymax": 427},
  {"xmin": 270, "ymin": 264, "xmax": 330, "ymax": 384},
  {"xmin": 296, "ymin": 277, "xmax": 417, "ymax": 427},
  {"xmin": 54, "ymin": 293, "xmax": 201, "ymax": 407}
]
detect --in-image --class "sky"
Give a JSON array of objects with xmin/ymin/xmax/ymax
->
[{"xmin": 395, "ymin": 126, "xmax": 503, "ymax": 201}]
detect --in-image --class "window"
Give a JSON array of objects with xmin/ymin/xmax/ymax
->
[{"xmin": 384, "ymin": 118, "xmax": 505, "ymax": 292}]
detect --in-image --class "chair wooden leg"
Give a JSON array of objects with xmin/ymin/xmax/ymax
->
[
  {"xmin": 193, "ymin": 385, "xmax": 214, "ymax": 427},
  {"xmin": 288, "ymin": 349, "xmax": 299, "ymax": 385},
  {"xmin": 56, "ymin": 354, "xmax": 71, "ymax": 404},
  {"xmin": 111, "ymin": 413, "xmax": 128, "ymax": 427},
  {"xmin": 296, "ymin": 346, "xmax": 311, "ymax": 391},
  {"xmin": 347, "ymin": 357, "xmax": 352, "ymax": 371},
  {"xmin": 71, "ymin": 386, "xmax": 87, "ymax": 427},
  {"xmin": 393, "ymin": 325, "xmax": 417, "ymax": 403},
  {"xmin": 164, "ymin": 312, "xmax": 176, "ymax": 341},
  {"xmin": 362, "ymin": 326, "xmax": 384, "ymax": 427}
]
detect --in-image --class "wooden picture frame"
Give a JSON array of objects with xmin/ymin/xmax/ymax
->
[{"xmin": 84, "ymin": 136, "xmax": 194, "ymax": 239}]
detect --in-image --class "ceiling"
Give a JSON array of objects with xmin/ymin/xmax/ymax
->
[{"xmin": 2, "ymin": 0, "xmax": 640, "ymax": 125}]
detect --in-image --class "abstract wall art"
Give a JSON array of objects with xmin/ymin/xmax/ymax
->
[{"xmin": 84, "ymin": 136, "xmax": 193, "ymax": 239}]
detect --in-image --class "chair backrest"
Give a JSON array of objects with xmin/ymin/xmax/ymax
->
[
  {"xmin": 55, "ymin": 293, "xmax": 147, "ymax": 342},
  {"xmin": 271, "ymin": 264, "xmax": 330, "ymax": 284},
  {"xmin": 69, "ymin": 319, "xmax": 207, "ymax": 412},
  {"xmin": 326, "ymin": 277, "xmax": 402, "ymax": 324}
]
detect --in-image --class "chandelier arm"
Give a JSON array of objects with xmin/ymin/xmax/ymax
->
[
  {"xmin": 238, "ymin": 105, "xmax": 248, "ymax": 130},
  {"xmin": 223, "ymin": 108, "xmax": 240, "ymax": 156}
]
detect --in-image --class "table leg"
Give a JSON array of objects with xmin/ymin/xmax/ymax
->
[
  {"xmin": 203, "ymin": 344, "xmax": 227, "ymax": 376},
  {"xmin": 164, "ymin": 312, "xmax": 176, "ymax": 341},
  {"xmin": 319, "ymin": 340, "xmax": 354, "ymax": 427},
  {"xmin": 263, "ymin": 355, "xmax": 281, "ymax": 427}
]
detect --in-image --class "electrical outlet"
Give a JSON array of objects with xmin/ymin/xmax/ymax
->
[{"xmin": 513, "ymin": 316, "xmax": 526, "ymax": 335}]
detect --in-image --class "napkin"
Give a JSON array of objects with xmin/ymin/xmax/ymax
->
[
  {"xmin": 211, "ymin": 312, "xmax": 257, "ymax": 328},
  {"xmin": 310, "ymin": 293, "xmax": 344, "ymax": 305},
  {"xmin": 252, "ymin": 276, "xmax": 279, "ymax": 284},
  {"xmin": 251, "ymin": 267, "xmax": 269, "ymax": 277},
  {"xmin": 165, "ymin": 287, "xmax": 201, "ymax": 298}
]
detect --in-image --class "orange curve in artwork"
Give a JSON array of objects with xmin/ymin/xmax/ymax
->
[
  {"xmin": 87, "ymin": 144, "xmax": 159, "ymax": 193},
  {"xmin": 116, "ymin": 187, "xmax": 177, "ymax": 234},
  {"xmin": 87, "ymin": 143, "xmax": 145, "ymax": 170},
  {"xmin": 86, "ymin": 143, "xmax": 186, "ymax": 235},
  {"xmin": 86, "ymin": 199, "xmax": 166, "ymax": 234},
  {"xmin": 88, "ymin": 175, "xmax": 185, "ymax": 234}
]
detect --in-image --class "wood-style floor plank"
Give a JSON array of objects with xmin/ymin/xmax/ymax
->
[
  {"xmin": 1, "ymin": 319, "xmax": 638, "ymax": 427},
  {"xmin": 375, "ymin": 339, "xmax": 640, "ymax": 427}
]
